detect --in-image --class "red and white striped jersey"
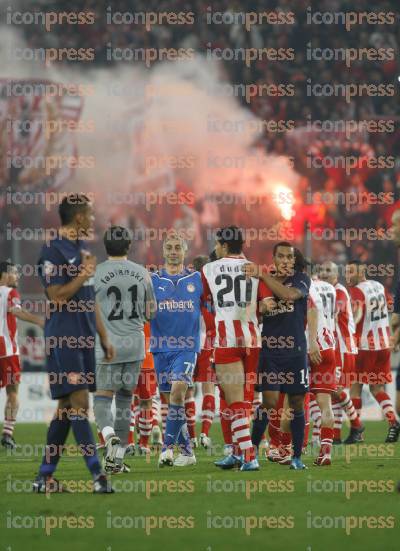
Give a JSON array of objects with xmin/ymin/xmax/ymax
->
[
  {"xmin": 334, "ymin": 282, "xmax": 357, "ymax": 354},
  {"xmin": 200, "ymin": 304, "xmax": 216, "ymax": 351},
  {"xmin": 349, "ymin": 280, "xmax": 390, "ymax": 351},
  {"xmin": 307, "ymin": 279, "xmax": 336, "ymax": 351},
  {"xmin": 0, "ymin": 286, "xmax": 21, "ymax": 358},
  {"xmin": 201, "ymin": 256, "xmax": 271, "ymax": 348}
]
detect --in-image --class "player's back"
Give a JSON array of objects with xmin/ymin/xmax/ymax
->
[
  {"xmin": 202, "ymin": 256, "xmax": 260, "ymax": 348},
  {"xmin": 334, "ymin": 282, "xmax": 357, "ymax": 354},
  {"xmin": 309, "ymin": 279, "xmax": 335, "ymax": 350},
  {"xmin": 351, "ymin": 279, "xmax": 390, "ymax": 350},
  {"xmin": 95, "ymin": 259, "xmax": 154, "ymax": 363}
]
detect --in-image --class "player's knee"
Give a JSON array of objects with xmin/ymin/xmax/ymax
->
[
  {"xmin": 116, "ymin": 388, "xmax": 132, "ymax": 401},
  {"xmin": 69, "ymin": 397, "xmax": 89, "ymax": 415},
  {"xmin": 96, "ymin": 390, "xmax": 114, "ymax": 399},
  {"xmin": 288, "ymin": 395, "xmax": 303, "ymax": 412},
  {"xmin": 369, "ymin": 384, "xmax": 382, "ymax": 397},
  {"xmin": 170, "ymin": 389, "xmax": 185, "ymax": 404},
  {"xmin": 5, "ymin": 384, "xmax": 19, "ymax": 395},
  {"xmin": 262, "ymin": 394, "xmax": 277, "ymax": 410}
]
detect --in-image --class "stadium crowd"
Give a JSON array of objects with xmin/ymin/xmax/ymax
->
[{"xmin": 1, "ymin": 0, "xmax": 399, "ymax": 291}]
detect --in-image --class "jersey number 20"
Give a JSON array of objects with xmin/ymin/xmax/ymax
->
[{"xmin": 215, "ymin": 274, "xmax": 252, "ymax": 307}]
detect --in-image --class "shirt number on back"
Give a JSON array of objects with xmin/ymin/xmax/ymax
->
[
  {"xmin": 107, "ymin": 285, "xmax": 138, "ymax": 321},
  {"xmin": 370, "ymin": 294, "xmax": 387, "ymax": 321},
  {"xmin": 215, "ymin": 274, "xmax": 252, "ymax": 308}
]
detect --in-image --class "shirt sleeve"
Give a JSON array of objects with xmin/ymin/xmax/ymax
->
[
  {"xmin": 7, "ymin": 288, "xmax": 21, "ymax": 310},
  {"xmin": 200, "ymin": 269, "xmax": 213, "ymax": 305},
  {"xmin": 292, "ymin": 272, "xmax": 311, "ymax": 298},
  {"xmin": 349, "ymin": 286, "xmax": 365, "ymax": 317},
  {"xmin": 335, "ymin": 288, "xmax": 347, "ymax": 315},
  {"xmin": 38, "ymin": 244, "xmax": 69, "ymax": 288},
  {"xmin": 307, "ymin": 282, "xmax": 317, "ymax": 309}
]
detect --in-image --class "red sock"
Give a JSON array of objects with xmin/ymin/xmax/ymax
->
[
  {"xmin": 220, "ymin": 398, "xmax": 232, "ymax": 445},
  {"xmin": 303, "ymin": 422, "xmax": 310, "ymax": 448},
  {"xmin": 303, "ymin": 393, "xmax": 310, "ymax": 447},
  {"xmin": 128, "ymin": 402, "xmax": 136, "ymax": 445},
  {"xmin": 268, "ymin": 420, "xmax": 281, "ymax": 447},
  {"xmin": 337, "ymin": 390, "xmax": 361, "ymax": 428},
  {"xmin": 268, "ymin": 393, "xmax": 283, "ymax": 447},
  {"xmin": 3, "ymin": 416, "xmax": 16, "ymax": 438},
  {"xmin": 281, "ymin": 432, "xmax": 292, "ymax": 446},
  {"xmin": 97, "ymin": 431, "xmax": 105, "ymax": 446},
  {"xmin": 185, "ymin": 399, "xmax": 196, "ymax": 439},
  {"xmin": 332, "ymin": 400, "xmax": 344, "ymax": 440},
  {"xmin": 352, "ymin": 397, "xmax": 362, "ymax": 417},
  {"xmin": 201, "ymin": 393, "xmax": 215, "ymax": 436},
  {"xmin": 138, "ymin": 407, "xmax": 153, "ymax": 447},
  {"xmin": 375, "ymin": 392, "xmax": 397, "ymax": 425},
  {"xmin": 320, "ymin": 427, "xmax": 333, "ymax": 457},
  {"xmin": 230, "ymin": 401, "xmax": 255, "ymax": 462},
  {"xmin": 151, "ymin": 399, "xmax": 159, "ymax": 427}
]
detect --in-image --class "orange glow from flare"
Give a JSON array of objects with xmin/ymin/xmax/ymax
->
[{"xmin": 273, "ymin": 184, "xmax": 295, "ymax": 221}]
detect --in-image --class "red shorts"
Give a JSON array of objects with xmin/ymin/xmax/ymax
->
[
  {"xmin": 214, "ymin": 347, "xmax": 259, "ymax": 403},
  {"xmin": 354, "ymin": 349, "xmax": 391, "ymax": 385},
  {"xmin": 134, "ymin": 369, "xmax": 157, "ymax": 400},
  {"xmin": 193, "ymin": 349, "xmax": 216, "ymax": 383},
  {"xmin": 335, "ymin": 350, "xmax": 356, "ymax": 388},
  {"xmin": 0, "ymin": 355, "xmax": 21, "ymax": 388},
  {"xmin": 309, "ymin": 348, "xmax": 336, "ymax": 394}
]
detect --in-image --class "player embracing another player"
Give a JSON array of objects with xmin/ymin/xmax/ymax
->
[
  {"xmin": 202, "ymin": 227, "xmax": 273, "ymax": 471},
  {"xmin": 248, "ymin": 242, "xmax": 317, "ymax": 470}
]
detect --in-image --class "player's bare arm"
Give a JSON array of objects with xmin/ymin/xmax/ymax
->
[
  {"xmin": 145, "ymin": 291, "xmax": 157, "ymax": 321},
  {"xmin": 259, "ymin": 296, "xmax": 277, "ymax": 314},
  {"xmin": 242, "ymin": 262, "xmax": 302, "ymax": 301},
  {"xmin": 307, "ymin": 305, "xmax": 322, "ymax": 365},
  {"xmin": 45, "ymin": 252, "xmax": 97, "ymax": 304},
  {"xmin": 352, "ymin": 300, "xmax": 363, "ymax": 326},
  {"xmin": 9, "ymin": 307, "xmax": 44, "ymax": 329},
  {"xmin": 95, "ymin": 301, "xmax": 115, "ymax": 362},
  {"xmin": 260, "ymin": 275, "xmax": 303, "ymax": 301}
]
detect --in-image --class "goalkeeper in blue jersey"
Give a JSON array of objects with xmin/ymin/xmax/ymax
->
[{"xmin": 151, "ymin": 233, "xmax": 204, "ymax": 467}]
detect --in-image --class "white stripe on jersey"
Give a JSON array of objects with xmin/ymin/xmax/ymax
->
[
  {"xmin": 355, "ymin": 280, "xmax": 390, "ymax": 351},
  {"xmin": 0, "ymin": 286, "xmax": 19, "ymax": 357},
  {"xmin": 202, "ymin": 257, "xmax": 261, "ymax": 348},
  {"xmin": 308, "ymin": 280, "xmax": 335, "ymax": 351},
  {"xmin": 334, "ymin": 282, "xmax": 357, "ymax": 354}
]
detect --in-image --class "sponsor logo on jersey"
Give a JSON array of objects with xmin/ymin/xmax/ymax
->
[{"xmin": 158, "ymin": 299, "xmax": 194, "ymax": 311}]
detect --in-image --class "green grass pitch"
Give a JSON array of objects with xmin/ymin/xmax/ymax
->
[{"xmin": 0, "ymin": 422, "xmax": 399, "ymax": 551}]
